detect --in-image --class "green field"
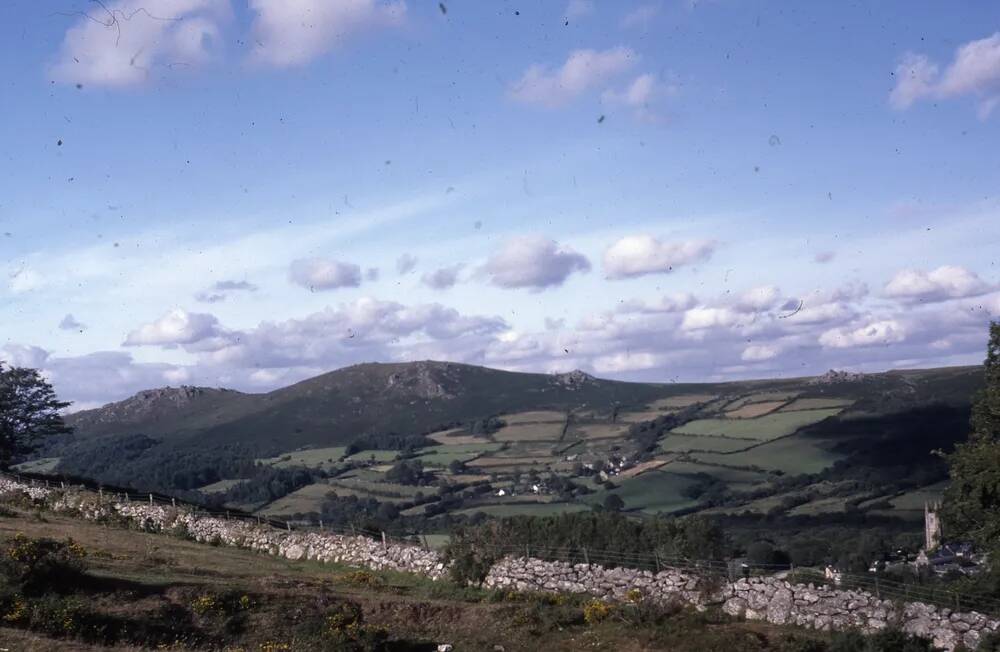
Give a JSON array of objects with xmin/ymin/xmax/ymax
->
[
  {"xmin": 659, "ymin": 433, "xmax": 755, "ymax": 453},
  {"xmin": 691, "ymin": 435, "xmax": 842, "ymax": 474},
  {"xmin": 661, "ymin": 460, "xmax": 770, "ymax": 487},
  {"xmin": 344, "ymin": 450, "xmax": 399, "ymax": 463},
  {"xmin": 456, "ymin": 502, "xmax": 590, "ymax": 517},
  {"xmin": 197, "ymin": 478, "xmax": 247, "ymax": 494},
  {"xmin": 417, "ymin": 442, "xmax": 505, "ymax": 466},
  {"xmin": 258, "ymin": 446, "xmax": 347, "ymax": 469},
  {"xmin": 780, "ymin": 398, "xmax": 855, "ymax": 411},
  {"xmin": 493, "ymin": 423, "xmax": 565, "ymax": 442},
  {"xmin": 671, "ymin": 408, "xmax": 843, "ymax": 441},
  {"xmin": 329, "ymin": 478, "xmax": 425, "ymax": 497},
  {"xmin": 499, "ymin": 410, "xmax": 566, "ymax": 424},
  {"xmin": 586, "ymin": 470, "xmax": 702, "ymax": 514},
  {"xmin": 257, "ymin": 483, "xmax": 335, "ymax": 516},
  {"xmin": 11, "ymin": 457, "xmax": 61, "ymax": 474}
]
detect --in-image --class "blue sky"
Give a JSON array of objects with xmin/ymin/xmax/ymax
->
[{"xmin": 2, "ymin": 0, "xmax": 1000, "ymax": 408}]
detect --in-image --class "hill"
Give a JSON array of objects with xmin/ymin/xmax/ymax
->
[{"xmin": 20, "ymin": 361, "xmax": 984, "ymax": 556}]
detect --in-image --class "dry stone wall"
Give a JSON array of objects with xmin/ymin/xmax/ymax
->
[{"xmin": 1, "ymin": 475, "xmax": 997, "ymax": 650}]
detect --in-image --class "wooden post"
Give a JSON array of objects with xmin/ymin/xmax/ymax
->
[
  {"xmin": 98, "ymin": 488, "xmax": 103, "ymax": 501},
  {"xmin": 654, "ymin": 551, "xmax": 661, "ymax": 573},
  {"xmin": 286, "ymin": 521, "xmax": 291, "ymax": 532},
  {"xmin": 149, "ymin": 493, "xmax": 154, "ymax": 506},
  {"xmin": 381, "ymin": 531, "xmax": 387, "ymax": 550},
  {"xmin": 171, "ymin": 497, "xmax": 176, "ymax": 507},
  {"xmin": 583, "ymin": 547, "xmax": 590, "ymax": 566},
  {"xmin": 874, "ymin": 577, "xmax": 880, "ymax": 599}
]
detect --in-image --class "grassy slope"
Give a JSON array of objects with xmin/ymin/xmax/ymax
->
[{"xmin": 0, "ymin": 509, "xmax": 837, "ymax": 652}]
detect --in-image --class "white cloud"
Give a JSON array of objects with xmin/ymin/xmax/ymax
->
[
  {"xmin": 509, "ymin": 47, "xmax": 638, "ymax": 108},
  {"xmin": 124, "ymin": 308, "xmax": 225, "ymax": 347},
  {"xmin": 736, "ymin": 285, "xmax": 782, "ymax": 313},
  {"xmin": 289, "ymin": 257, "xmax": 362, "ymax": 291},
  {"xmin": 617, "ymin": 292, "xmax": 697, "ymax": 314},
  {"xmin": 8, "ymin": 268, "xmax": 44, "ymax": 294},
  {"xmin": 620, "ymin": 4, "xmax": 660, "ymax": 29},
  {"xmin": 884, "ymin": 265, "xmax": 992, "ymax": 303},
  {"xmin": 396, "ymin": 253, "xmax": 418, "ymax": 274},
  {"xmin": 814, "ymin": 251, "xmax": 835, "ymax": 264},
  {"xmin": 422, "ymin": 265, "xmax": 462, "ymax": 290},
  {"xmin": 480, "ymin": 236, "xmax": 590, "ymax": 290},
  {"xmin": 50, "ymin": 0, "xmax": 229, "ymax": 87},
  {"xmin": 1, "ymin": 344, "xmax": 50, "ymax": 369},
  {"xmin": 741, "ymin": 344, "xmax": 781, "ymax": 362},
  {"xmin": 681, "ymin": 307, "xmax": 739, "ymax": 331},
  {"xmin": 890, "ymin": 33, "xmax": 1000, "ymax": 116},
  {"xmin": 818, "ymin": 319, "xmax": 907, "ymax": 349},
  {"xmin": 249, "ymin": 0, "xmax": 406, "ymax": 67},
  {"xmin": 592, "ymin": 351, "xmax": 665, "ymax": 373},
  {"xmin": 603, "ymin": 235, "xmax": 715, "ymax": 279}
]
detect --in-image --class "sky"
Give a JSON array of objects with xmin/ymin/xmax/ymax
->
[{"xmin": 1, "ymin": 0, "xmax": 1000, "ymax": 410}]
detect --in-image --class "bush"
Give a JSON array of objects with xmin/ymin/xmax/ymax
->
[
  {"xmin": 582, "ymin": 598, "xmax": 612, "ymax": 625},
  {"xmin": 0, "ymin": 534, "xmax": 87, "ymax": 596}
]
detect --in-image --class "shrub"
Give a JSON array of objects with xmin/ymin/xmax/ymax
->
[
  {"xmin": 0, "ymin": 534, "xmax": 87, "ymax": 596},
  {"xmin": 322, "ymin": 601, "xmax": 388, "ymax": 651},
  {"xmin": 582, "ymin": 598, "xmax": 612, "ymax": 625}
]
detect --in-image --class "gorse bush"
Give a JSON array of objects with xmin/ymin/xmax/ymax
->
[{"xmin": 0, "ymin": 533, "xmax": 87, "ymax": 596}]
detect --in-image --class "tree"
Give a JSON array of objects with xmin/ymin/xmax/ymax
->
[
  {"xmin": 0, "ymin": 363, "xmax": 72, "ymax": 467},
  {"xmin": 603, "ymin": 494, "xmax": 625, "ymax": 513},
  {"xmin": 942, "ymin": 322, "xmax": 1000, "ymax": 555}
]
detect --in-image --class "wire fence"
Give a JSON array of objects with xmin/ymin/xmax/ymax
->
[{"xmin": 4, "ymin": 470, "xmax": 999, "ymax": 617}]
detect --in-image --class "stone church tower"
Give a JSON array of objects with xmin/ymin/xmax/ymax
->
[{"xmin": 924, "ymin": 501, "xmax": 942, "ymax": 551}]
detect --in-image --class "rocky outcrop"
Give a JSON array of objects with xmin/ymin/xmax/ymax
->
[{"xmin": 1, "ymin": 474, "xmax": 997, "ymax": 650}]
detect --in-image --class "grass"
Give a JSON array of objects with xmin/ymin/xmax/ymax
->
[
  {"xmin": 616, "ymin": 410, "xmax": 670, "ymax": 423},
  {"xmin": 456, "ymin": 502, "xmax": 591, "ymax": 517},
  {"xmin": 197, "ymin": 478, "xmax": 247, "ymax": 494},
  {"xmin": 257, "ymin": 446, "xmax": 347, "ymax": 470},
  {"xmin": 659, "ymin": 434, "xmax": 754, "ymax": 454},
  {"xmin": 691, "ymin": 435, "xmax": 843, "ymax": 475},
  {"xmin": 586, "ymin": 470, "xmax": 702, "ymax": 514},
  {"xmin": 660, "ymin": 460, "xmax": 770, "ymax": 486},
  {"xmin": 780, "ymin": 398, "xmax": 855, "ymax": 411},
  {"xmin": 648, "ymin": 394, "xmax": 718, "ymax": 409},
  {"xmin": 671, "ymin": 408, "xmax": 843, "ymax": 441},
  {"xmin": 329, "ymin": 478, "xmax": 425, "ymax": 497},
  {"xmin": 493, "ymin": 423, "xmax": 566, "ymax": 442},
  {"xmin": 466, "ymin": 456, "xmax": 550, "ymax": 469},
  {"xmin": 725, "ymin": 401, "xmax": 786, "ymax": 419},
  {"xmin": 572, "ymin": 424, "xmax": 632, "ymax": 440},
  {"xmin": 10, "ymin": 457, "xmax": 61, "ymax": 474},
  {"xmin": 343, "ymin": 449, "xmax": 399, "ymax": 463},
  {"xmin": 498, "ymin": 410, "xmax": 567, "ymax": 424},
  {"xmin": 256, "ymin": 483, "xmax": 334, "ymax": 516}
]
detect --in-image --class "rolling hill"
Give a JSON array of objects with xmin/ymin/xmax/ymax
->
[{"xmin": 21, "ymin": 361, "xmax": 984, "ymax": 544}]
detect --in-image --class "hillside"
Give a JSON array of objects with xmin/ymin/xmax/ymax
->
[
  {"xmin": 0, "ymin": 503, "xmax": 953, "ymax": 651},
  {"xmin": 21, "ymin": 361, "xmax": 984, "ymax": 555}
]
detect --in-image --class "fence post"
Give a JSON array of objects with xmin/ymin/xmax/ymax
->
[
  {"xmin": 149, "ymin": 493, "xmax": 154, "ymax": 506},
  {"xmin": 654, "ymin": 551, "xmax": 661, "ymax": 573},
  {"xmin": 98, "ymin": 488, "xmax": 103, "ymax": 502},
  {"xmin": 874, "ymin": 577, "xmax": 880, "ymax": 599},
  {"xmin": 171, "ymin": 497, "xmax": 176, "ymax": 507},
  {"xmin": 583, "ymin": 547, "xmax": 590, "ymax": 567},
  {"xmin": 319, "ymin": 519, "xmax": 323, "ymax": 530},
  {"xmin": 525, "ymin": 543, "xmax": 530, "ymax": 559},
  {"xmin": 381, "ymin": 531, "xmax": 387, "ymax": 550}
]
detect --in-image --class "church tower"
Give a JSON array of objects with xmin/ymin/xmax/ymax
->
[{"xmin": 924, "ymin": 501, "xmax": 942, "ymax": 551}]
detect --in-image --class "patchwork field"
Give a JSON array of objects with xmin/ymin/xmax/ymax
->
[
  {"xmin": 648, "ymin": 394, "xmax": 718, "ymax": 409},
  {"xmin": 781, "ymin": 398, "xmax": 855, "ymax": 411},
  {"xmin": 499, "ymin": 410, "xmax": 566, "ymax": 424},
  {"xmin": 726, "ymin": 401, "xmax": 786, "ymax": 419},
  {"xmin": 572, "ymin": 423, "xmax": 632, "ymax": 440},
  {"xmin": 492, "ymin": 422, "xmax": 565, "ymax": 442},
  {"xmin": 11, "ymin": 457, "xmax": 61, "ymax": 474},
  {"xmin": 659, "ymin": 433, "xmax": 756, "ymax": 453},
  {"xmin": 671, "ymin": 408, "xmax": 844, "ymax": 441},
  {"xmin": 587, "ymin": 470, "xmax": 703, "ymax": 514},
  {"xmin": 258, "ymin": 446, "xmax": 347, "ymax": 469},
  {"xmin": 691, "ymin": 435, "xmax": 842, "ymax": 475},
  {"xmin": 456, "ymin": 502, "xmax": 590, "ymax": 517},
  {"xmin": 198, "ymin": 478, "xmax": 247, "ymax": 494}
]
